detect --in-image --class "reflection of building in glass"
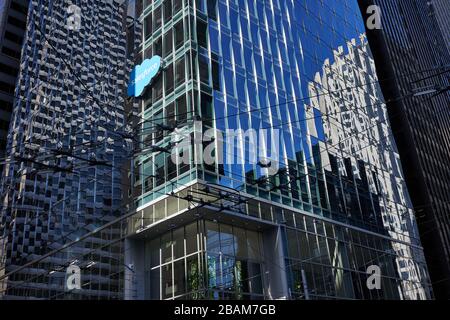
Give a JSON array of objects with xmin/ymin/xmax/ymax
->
[
  {"xmin": 0, "ymin": 0, "xmax": 136, "ymax": 299},
  {"xmin": 360, "ymin": 0, "xmax": 450, "ymax": 299},
  {"xmin": 306, "ymin": 35, "xmax": 428, "ymax": 299},
  {"xmin": 126, "ymin": 0, "xmax": 432, "ymax": 300}
]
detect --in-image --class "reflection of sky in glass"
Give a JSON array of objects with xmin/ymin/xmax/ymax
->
[{"xmin": 213, "ymin": 0, "xmax": 365, "ymax": 174}]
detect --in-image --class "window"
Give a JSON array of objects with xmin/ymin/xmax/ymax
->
[
  {"xmin": 163, "ymin": 0, "xmax": 172, "ymax": 24},
  {"xmin": 166, "ymin": 102, "xmax": 175, "ymax": 127},
  {"xmin": 144, "ymin": 45, "xmax": 152, "ymax": 59},
  {"xmin": 0, "ymin": 100, "xmax": 13, "ymax": 112},
  {"xmin": 4, "ymin": 31, "xmax": 23, "ymax": 45},
  {"xmin": 152, "ymin": 74, "xmax": 163, "ymax": 101},
  {"xmin": 174, "ymin": 20, "xmax": 184, "ymax": 49},
  {"xmin": 207, "ymin": 0, "xmax": 217, "ymax": 20},
  {"xmin": 163, "ymin": 29, "xmax": 173, "ymax": 57},
  {"xmin": 162, "ymin": 264, "xmax": 173, "ymax": 299},
  {"xmin": 172, "ymin": 225, "xmax": 184, "ymax": 259},
  {"xmin": 167, "ymin": 153, "xmax": 177, "ymax": 180},
  {"xmin": 10, "ymin": 1, "xmax": 28, "ymax": 15},
  {"xmin": 7, "ymin": 15, "xmax": 26, "ymax": 29},
  {"xmin": 176, "ymin": 94, "xmax": 187, "ymax": 124},
  {"xmin": 144, "ymin": 14, "xmax": 152, "ymax": 39},
  {"xmin": 153, "ymin": 111, "xmax": 164, "ymax": 144},
  {"xmin": 211, "ymin": 60, "xmax": 220, "ymax": 91},
  {"xmin": 173, "ymin": 0, "xmax": 183, "ymax": 14},
  {"xmin": 0, "ymin": 81, "xmax": 15, "ymax": 94},
  {"xmin": 197, "ymin": 20, "xmax": 208, "ymax": 48},
  {"xmin": 153, "ymin": 6, "xmax": 162, "ymax": 30},
  {"xmin": 175, "ymin": 57, "xmax": 185, "ymax": 86},
  {"xmin": 185, "ymin": 223, "xmax": 198, "ymax": 254},
  {"xmin": 198, "ymin": 54, "xmax": 209, "ymax": 84},
  {"xmin": 200, "ymin": 93, "xmax": 213, "ymax": 120},
  {"xmin": 153, "ymin": 37, "xmax": 162, "ymax": 57},
  {"xmin": 149, "ymin": 239, "xmax": 160, "ymax": 267},
  {"xmin": 2, "ymin": 46, "xmax": 21, "ymax": 59},
  {"xmin": 173, "ymin": 260, "xmax": 186, "ymax": 296},
  {"xmin": 186, "ymin": 255, "xmax": 200, "ymax": 294},
  {"xmin": 165, "ymin": 63, "xmax": 174, "ymax": 95},
  {"xmin": 155, "ymin": 162, "xmax": 165, "ymax": 187},
  {"xmin": 0, "ymin": 63, "xmax": 19, "ymax": 77}
]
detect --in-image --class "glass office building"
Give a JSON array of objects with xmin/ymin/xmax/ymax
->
[{"xmin": 124, "ymin": 0, "xmax": 433, "ymax": 300}]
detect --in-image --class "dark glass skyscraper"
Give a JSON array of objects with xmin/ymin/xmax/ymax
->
[
  {"xmin": 124, "ymin": 0, "xmax": 432, "ymax": 300},
  {"xmin": 0, "ymin": 0, "xmax": 136, "ymax": 299},
  {"xmin": 359, "ymin": 0, "xmax": 450, "ymax": 299}
]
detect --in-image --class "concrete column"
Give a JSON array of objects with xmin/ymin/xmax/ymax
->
[{"xmin": 124, "ymin": 238, "xmax": 145, "ymax": 300}]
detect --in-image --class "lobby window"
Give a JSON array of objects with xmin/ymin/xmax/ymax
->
[
  {"xmin": 162, "ymin": 264, "xmax": 173, "ymax": 299},
  {"xmin": 146, "ymin": 222, "xmax": 203, "ymax": 300},
  {"xmin": 204, "ymin": 221, "xmax": 265, "ymax": 299}
]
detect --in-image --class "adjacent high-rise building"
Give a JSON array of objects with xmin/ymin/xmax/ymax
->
[
  {"xmin": 0, "ymin": 0, "xmax": 137, "ymax": 299},
  {"xmin": 359, "ymin": 0, "xmax": 450, "ymax": 299},
  {"xmin": 123, "ymin": 0, "xmax": 432, "ymax": 300},
  {"xmin": 0, "ymin": 0, "xmax": 29, "ymax": 171}
]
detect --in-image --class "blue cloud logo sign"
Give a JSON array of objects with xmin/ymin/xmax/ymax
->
[{"xmin": 127, "ymin": 56, "xmax": 162, "ymax": 97}]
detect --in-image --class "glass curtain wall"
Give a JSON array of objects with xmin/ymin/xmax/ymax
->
[{"xmin": 144, "ymin": 220, "xmax": 265, "ymax": 300}]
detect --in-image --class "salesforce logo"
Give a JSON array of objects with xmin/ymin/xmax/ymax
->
[{"xmin": 127, "ymin": 56, "xmax": 162, "ymax": 97}]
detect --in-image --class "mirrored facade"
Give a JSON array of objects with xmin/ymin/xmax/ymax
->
[
  {"xmin": 126, "ymin": 0, "xmax": 433, "ymax": 300},
  {"xmin": 0, "ymin": 0, "xmax": 434, "ymax": 300}
]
